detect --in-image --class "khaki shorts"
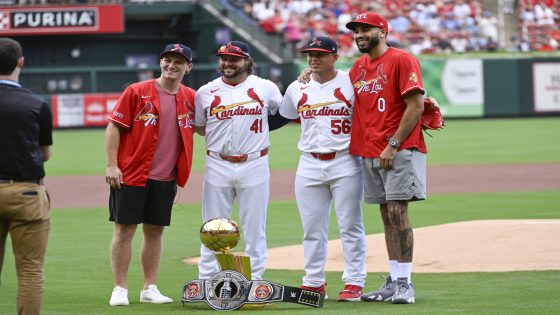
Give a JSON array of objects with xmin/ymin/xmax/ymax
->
[{"xmin": 361, "ymin": 149, "xmax": 426, "ymax": 204}]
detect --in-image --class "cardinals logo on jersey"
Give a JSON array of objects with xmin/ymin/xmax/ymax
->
[
  {"xmin": 178, "ymin": 110, "xmax": 195, "ymax": 129},
  {"xmin": 134, "ymin": 101, "xmax": 158, "ymax": 126},
  {"xmin": 296, "ymin": 88, "xmax": 351, "ymax": 119},
  {"xmin": 209, "ymin": 88, "xmax": 264, "ymax": 120},
  {"xmin": 353, "ymin": 64, "xmax": 388, "ymax": 94}
]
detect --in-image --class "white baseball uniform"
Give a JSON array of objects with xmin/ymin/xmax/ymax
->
[
  {"xmin": 280, "ymin": 70, "xmax": 366, "ymax": 287},
  {"xmin": 195, "ymin": 74, "xmax": 283, "ymax": 280}
]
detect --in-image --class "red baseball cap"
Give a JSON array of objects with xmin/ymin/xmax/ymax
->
[
  {"xmin": 346, "ymin": 12, "xmax": 389, "ymax": 33},
  {"xmin": 215, "ymin": 41, "xmax": 251, "ymax": 58}
]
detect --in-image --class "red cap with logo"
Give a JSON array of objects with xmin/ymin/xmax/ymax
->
[{"xmin": 346, "ymin": 12, "xmax": 389, "ymax": 33}]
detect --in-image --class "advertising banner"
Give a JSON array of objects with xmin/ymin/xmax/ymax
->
[
  {"xmin": 51, "ymin": 93, "xmax": 120, "ymax": 128},
  {"xmin": 421, "ymin": 59, "xmax": 484, "ymax": 117},
  {"xmin": 533, "ymin": 63, "xmax": 560, "ymax": 112},
  {"xmin": 0, "ymin": 5, "xmax": 123, "ymax": 36}
]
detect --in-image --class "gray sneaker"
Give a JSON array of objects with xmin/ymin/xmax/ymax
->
[
  {"xmin": 360, "ymin": 276, "xmax": 397, "ymax": 302},
  {"xmin": 391, "ymin": 277, "xmax": 415, "ymax": 304}
]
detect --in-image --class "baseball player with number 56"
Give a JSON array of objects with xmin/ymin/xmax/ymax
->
[
  {"xmin": 280, "ymin": 36, "xmax": 367, "ymax": 302},
  {"xmin": 194, "ymin": 41, "xmax": 284, "ymax": 281}
]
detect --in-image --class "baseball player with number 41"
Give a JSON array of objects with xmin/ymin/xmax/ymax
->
[
  {"xmin": 194, "ymin": 41, "xmax": 285, "ymax": 281},
  {"xmin": 280, "ymin": 36, "xmax": 367, "ymax": 302}
]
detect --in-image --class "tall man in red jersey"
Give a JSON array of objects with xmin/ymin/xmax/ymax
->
[
  {"xmin": 346, "ymin": 13, "xmax": 426, "ymax": 304},
  {"xmin": 105, "ymin": 43, "xmax": 196, "ymax": 306}
]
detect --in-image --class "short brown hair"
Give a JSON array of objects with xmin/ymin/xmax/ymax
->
[{"xmin": 0, "ymin": 38, "xmax": 22, "ymax": 75}]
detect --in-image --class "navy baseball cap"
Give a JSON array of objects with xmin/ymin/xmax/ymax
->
[
  {"xmin": 216, "ymin": 41, "xmax": 251, "ymax": 58},
  {"xmin": 160, "ymin": 43, "xmax": 192, "ymax": 62},
  {"xmin": 300, "ymin": 36, "xmax": 337, "ymax": 54},
  {"xmin": 346, "ymin": 12, "xmax": 389, "ymax": 33}
]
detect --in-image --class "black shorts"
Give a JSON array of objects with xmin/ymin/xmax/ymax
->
[{"xmin": 109, "ymin": 179, "xmax": 177, "ymax": 226}]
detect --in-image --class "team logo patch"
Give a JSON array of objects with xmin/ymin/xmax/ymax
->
[
  {"xmin": 309, "ymin": 37, "xmax": 321, "ymax": 47},
  {"xmin": 186, "ymin": 283, "xmax": 199, "ymax": 298},
  {"xmin": 134, "ymin": 101, "xmax": 158, "ymax": 126},
  {"xmin": 254, "ymin": 284, "xmax": 272, "ymax": 299},
  {"xmin": 353, "ymin": 64, "xmax": 388, "ymax": 94},
  {"xmin": 409, "ymin": 71, "xmax": 418, "ymax": 83},
  {"xmin": 178, "ymin": 110, "xmax": 195, "ymax": 129}
]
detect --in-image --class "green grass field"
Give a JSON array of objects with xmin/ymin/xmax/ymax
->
[{"xmin": 1, "ymin": 117, "xmax": 559, "ymax": 314}]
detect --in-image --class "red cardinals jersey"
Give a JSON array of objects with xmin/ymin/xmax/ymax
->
[
  {"xmin": 108, "ymin": 79, "xmax": 196, "ymax": 187},
  {"xmin": 349, "ymin": 47, "xmax": 426, "ymax": 158}
]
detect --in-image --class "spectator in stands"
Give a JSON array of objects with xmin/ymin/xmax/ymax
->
[
  {"xmin": 534, "ymin": 3, "xmax": 555, "ymax": 25},
  {"xmin": 451, "ymin": 33, "xmax": 469, "ymax": 53},
  {"xmin": 479, "ymin": 10, "xmax": 498, "ymax": 43},
  {"xmin": 390, "ymin": 14, "xmax": 411, "ymax": 34},
  {"xmin": 284, "ymin": 15, "xmax": 304, "ymax": 59}
]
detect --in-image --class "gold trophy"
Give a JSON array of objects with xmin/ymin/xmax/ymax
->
[{"xmin": 200, "ymin": 217, "xmax": 252, "ymax": 280}]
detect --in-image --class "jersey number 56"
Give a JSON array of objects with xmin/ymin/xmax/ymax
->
[{"xmin": 331, "ymin": 119, "xmax": 351, "ymax": 135}]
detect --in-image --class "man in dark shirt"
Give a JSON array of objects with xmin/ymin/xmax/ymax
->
[{"xmin": 0, "ymin": 37, "xmax": 53, "ymax": 315}]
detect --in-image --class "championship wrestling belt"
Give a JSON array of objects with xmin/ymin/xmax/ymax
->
[{"xmin": 182, "ymin": 270, "xmax": 325, "ymax": 311}]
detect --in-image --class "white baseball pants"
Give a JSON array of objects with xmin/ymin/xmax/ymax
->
[
  {"xmin": 198, "ymin": 155, "xmax": 270, "ymax": 280},
  {"xmin": 296, "ymin": 151, "xmax": 366, "ymax": 287}
]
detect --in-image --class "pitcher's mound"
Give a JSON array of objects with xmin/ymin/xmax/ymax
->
[{"xmin": 184, "ymin": 220, "xmax": 560, "ymax": 272}]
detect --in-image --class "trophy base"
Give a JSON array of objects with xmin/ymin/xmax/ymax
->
[
  {"xmin": 241, "ymin": 302, "xmax": 275, "ymax": 310},
  {"xmin": 215, "ymin": 253, "xmax": 252, "ymax": 280}
]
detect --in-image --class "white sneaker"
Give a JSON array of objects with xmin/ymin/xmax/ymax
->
[
  {"xmin": 140, "ymin": 284, "xmax": 173, "ymax": 304},
  {"xmin": 109, "ymin": 286, "xmax": 129, "ymax": 306}
]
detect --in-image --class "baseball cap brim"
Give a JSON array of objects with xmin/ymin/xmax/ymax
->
[
  {"xmin": 300, "ymin": 47, "xmax": 334, "ymax": 53},
  {"xmin": 160, "ymin": 51, "xmax": 191, "ymax": 62},
  {"xmin": 346, "ymin": 21, "xmax": 379, "ymax": 31},
  {"xmin": 346, "ymin": 22, "xmax": 389, "ymax": 34},
  {"xmin": 215, "ymin": 52, "xmax": 249, "ymax": 58}
]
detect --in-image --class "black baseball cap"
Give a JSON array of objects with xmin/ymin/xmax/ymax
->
[
  {"xmin": 216, "ymin": 41, "xmax": 251, "ymax": 58},
  {"xmin": 160, "ymin": 43, "xmax": 193, "ymax": 63},
  {"xmin": 300, "ymin": 36, "xmax": 337, "ymax": 54}
]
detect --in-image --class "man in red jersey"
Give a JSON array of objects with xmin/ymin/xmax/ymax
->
[
  {"xmin": 346, "ymin": 13, "xmax": 426, "ymax": 304},
  {"xmin": 105, "ymin": 43, "xmax": 196, "ymax": 306}
]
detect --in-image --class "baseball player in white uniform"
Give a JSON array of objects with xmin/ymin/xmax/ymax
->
[
  {"xmin": 279, "ymin": 37, "xmax": 366, "ymax": 301},
  {"xmin": 194, "ymin": 41, "xmax": 283, "ymax": 281}
]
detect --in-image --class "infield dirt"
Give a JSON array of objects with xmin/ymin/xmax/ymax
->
[{"xmin": 46, "ymin": 163, "xmax": 560, "ymax": 273}]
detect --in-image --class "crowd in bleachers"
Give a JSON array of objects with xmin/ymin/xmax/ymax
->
[
  {"xmin": 517, "ymin": 0, "xmax": 560, "ymax": 52},
  {"xmin": 5, "ymin": 0, "xmax": 558, "ymax": 55},
  {"xmin": 230, "ymin": 0, "xmax": 559, "ymax": 56}
]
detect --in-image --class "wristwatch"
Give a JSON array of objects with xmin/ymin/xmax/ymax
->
[{"xmin": 388, "ymin": 137, "xmax": 400, "ymax": 149}]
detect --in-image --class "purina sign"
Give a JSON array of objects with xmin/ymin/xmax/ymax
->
[{"xmin": 0, "ymin": 5, "xmax": 123, "ymax": 35}]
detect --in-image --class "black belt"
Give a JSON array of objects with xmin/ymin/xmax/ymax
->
[{"xmin": 0, "ymin": 178, "xmax": 42, "ymax": 184}]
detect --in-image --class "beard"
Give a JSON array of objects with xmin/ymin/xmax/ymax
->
[
  {"xmin": 220, "ymin": 64, "xmax": 246, "ymax": 79},
  {"xmin": 357, "ymin": 35, "xmax": 380, "ymax": 53}
]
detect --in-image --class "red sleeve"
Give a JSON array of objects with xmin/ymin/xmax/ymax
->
[
  {"xmin": 108, "ymin": 85, "xmax": 137, "ymax": 128},
  {"xmin": 397, "ymin": 53, "xmax": 425, "ymax": 97}
]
